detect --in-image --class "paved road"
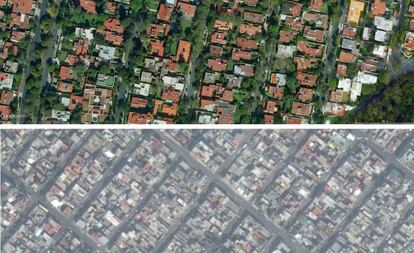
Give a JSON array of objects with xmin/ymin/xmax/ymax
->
[{"xmin": 16, "ymin": 0, "xmax": 47, "ymax": 123}]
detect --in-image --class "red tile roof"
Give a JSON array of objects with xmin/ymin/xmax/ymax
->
[
  {"xmin": 157, "ymin": 4, "xmax": 173, "ymax": 22},
  {"xmin": 104, "ymin": 19, "xmax": 124, "ymax": 33},
  {"xmin": 128, "ymin": 112, "xmax": 152, "ymax": 124},
  {"xmin": 149, "ymin": 40, "xmax": 165, "ymax": 57},
  {"xmin": 310, "ymin": 0, "xmax": 324, "ymax": 12},
  {"xmin": 79, "ymin": 0, "xmax": 96, "ymax": 14},
  {"xmin": 291, "ymin": 102, "xmax": 313, "ymax": 117},
  {"xmin": 297, "ymin": 72, "xmax": 318, "ymax": 87},
  {"xmin": 131, "ymin": 97, "xmax": 148, "ymax": 108},
  {"xmin": 175, "ymin": 40, "xmax": 191, "ymax": 63},
  {"xmin": 177, "ymin": 2, "xmax": 196, "ymax": 17},
  {"xmin": 207, "ymin": 58, "xmax": 227, "ymax": 72},
  {"xmin": 371, "ymin": 0, "xmax": 386, "ymax": 16},
  {"xmin": 162, "ymin": 88, "xmax": 181, "ymax": 103},
  {"xmin": 12, "ymin": 0, "xmax": 32, "ymax": 14},
  {"xmin": 236, "ymin": 37, "xmax": 258, "ymax": 50},
  {"xmin": 59, "ymin": 66, "xmax": 72, "ymax": 80}
]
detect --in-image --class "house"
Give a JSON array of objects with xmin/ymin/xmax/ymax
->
[
  {"xmin": 239, "ymin": 23, "xmax": 261, "ymax": 36},
  {"xmin": 243, "ymin": 11, "xmax": 265, "ymax": 24},
  {"xmin": 207, "ymin": 58, "xmax": 227, "ymax": 72},
  {"xmin": 211, "ymin": 32, "xmax": 227, "ymax": 45},
  {"xmin": 59, "ymin": 66, "xmax": 72, "ymax": 81},
  {"xmin": 304, "ymin": 26, "xmax": 325, "ymax": 43},
  {"xmin": 310, "ymin": 0, "xmax": 324, "ymax": 12},
  {"xmin": 104, "ymin": 19, "xmax": 124, "ymax": 33},
  {"xmin": 371, "ymin": 0, "xmax": 386, "ymax": 16},
  {"xmin": 296, "ymin": 72, "xmax": 318, "ymax": 87},
  {"xmin": 270, "ymin": 73, "xmax": 287, "ymax": 86},
  {"xmin": 175, "ymin": 40, "xmax": 191, "ymax": 63},
  {"xmin": 231, "ymin": 48, "xmax": 253, "ymax": 61},
  {"xmin": 147, "ymin": 23, "xmax": 170, "ymax": 38},
  {"xmin": 347, "ymin": 0, "xmax": 365, "ymax": 25},
  {"xmin": 12, "ymin": 0, "xmax": 32, "ymax": 14},
  {"xmin": 291, "ymin": 102, "xmax": 313, "ymax": 117},
  {"xmin": 234, "ymin": 64, "xmax": 254, "ymax": 77},
  {"xmin": 236, "ymin": 37, "xmax": 258, "ymax": 50},
  {"xmin": 78, "ymin": 0, "xmax": 97, "ymax": 14},
  {"xmin": 265, "ymin": 100, "xmax": 277, "ymax": 113},
  {"xmin": 177, "ymin": 2, "xmax": 196, "ymax": 18},
  {"xmin": 162, "ymin": 87, "xmax": 181, "ymax": 103},
  {"xmin": 200, "ymin": 84, "xmax": 215, "ymax": 97},
  {"xmin": 130, "ymin": 97, "xmax": 148, "ymax": 108},
  {"xmin": 214, "ymin": 20, "xmax": 233, "ymax": 31},
  {"xmin": 128, "ymin": 112, "xmax": 152, "ymax": 124},
  {"xmin": 149, "ymin": 40, "xmax": 165, "ymax": 57},
  {"xmin": 0, "ymin": 89, "xmax": 14, "ymax": 105},
  {"xmin": 298, "ymin": 88, "xmax": 313, "ymax": 101},
  {"xmin": 157, "ymin": 4, "xmax": 173, "ymax": 22},
  {"xmin": 267, "ymin": 86, "xmax": 284, "ymax": 99},
  {"xmin": 338, "ymin": 51, "xmax": 356, "ymax": 64}
]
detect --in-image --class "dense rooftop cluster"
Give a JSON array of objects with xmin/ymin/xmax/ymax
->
[{"xmin": 1, "ymin": 129, "xmax": 413, "ymax": 252}]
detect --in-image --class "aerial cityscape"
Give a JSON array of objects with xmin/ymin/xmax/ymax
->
[
  {"xmin": 0, "ymin": 0, "xmax": 413, "ymax": 124},
  {"xmin": 1, "ymin": 129, "xmax": 413, "ymax": 252}
]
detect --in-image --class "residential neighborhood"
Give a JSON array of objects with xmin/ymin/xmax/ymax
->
[
  {"xmin": 1, "ymin": 129, "xmax": 414, "ymax": 252},
  {"xmin": 0, "ymin": 0, "xmax": 413, "ymax": 123}
]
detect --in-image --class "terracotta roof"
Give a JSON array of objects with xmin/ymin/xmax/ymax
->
[
  {"xmin": 130, "ymin": 97, "xmax": 148, "ymax": 108},
  {"xmin": 162, "ymin": 87, "xmax": 181, "ymax": 102},
  {"xmin": 57, "ymin": 81, "xmax": 74, "ymax": 93},
  {"xmin": 231, "ymin": 48, "xmax": 252, "ymax": 61},
  {"xmin": 10, "ymin": 13, "xmax": 29, "ymax": 29},
  {"xmin": 0, "ymin": 105, "xmax": 11, "ymax": 121},
  {"xmin": 149, "ymin": 40, "xmax": 165, "ymax": 57},
  {"xmin": 221, "ymin": 89, "xmax": 233, "ymax": 102},
  {"xmin": 290, "ymin": 3, "xmax": 303, "ymax": 17},
  {"xmin": 0, "ymin": 89, "xmax": 14, "ymax": 105},
  {"xmin": 243, "ymin": 11, "xmax": 264, "ymax": 23},
  {"xmin": 12, "ymin": 0, "xmax": 32, "ymax": 14},
  {"xmin": 146, "ymin": 23, "xmax": 170, "ymax": 38},
  {"xmin": 296, "ymin": 72, "xmax": 318, "ymax": 87},
  {"xmin": 162, "ymin": 102, "xmax": 178, "ymax": 116},
  {"xmin": 104, "ymin": 19, "xmax": 124, "ymax": 33},
  {"xmin": 128, "ymin": 112, "xmax": 152, "ymax": 124},
  {"xmin": 157, "ymin": 4, "xmax": 173, "ymax": 22},
  {"xmin": 177, "ymin": 2, "xmax": 196, "ymax": 17},
  {"xmin": 207, "ymin": 58, "xmax": 227, "ymax": 72},
  {"xmin": 310, "ymin": 0, "xmax": 324, "ymax": 12},
  {"xmin": 265, "ymin": 100, "xmax": 277, "ymax": 113},
  {"xmin": 200, "ymin": 84, "xmax": 215, "ymax": 97},
  {"xmin": 371, "ymin": 0, "xmax": 386, "ymax": 16},
  {"xmin": 239, "ymin": 23, "xmax": 261, "ymax": 36},
  {"xmin": 175, "ymin": 40, "xmax": 191, "ymax": 63},
  {"xmin": 236, "ymin": 37, "xmax": 258, "ymax": 50},
  {"xmin": 337, "ymin": 64, "xmax": 348, "ymax": 77},
  {"xmin": 338, "ymin": 51, "xmax": 355, "ymax": 63},
  {"xmin": 279, "ymin": 30, "xmax": 299, "ymax": 43},
  {"xmin": 68, "ymin": 95, "xmax": 83, "ymax": 110},
  {"xmin": 297, "ymin": 41, "xmax": 324, "ymax": 57},
  {"xmin": 264, "ymin": 114, "xmax": 274, "ymax": 124},
  {"xmin": 297, "ymin": 88, "xmax": 313, "ymax": 101},
  {"xmin": 214, "ymin": 20, "xmax": 233, "ymax": 31},
  {"xmin": 211, "ymin": 32, "xmax": 227, "ymax": 45},
  {"xmin": 59, "ymin": 66, "xmax": 72, "ymax": 80},
  {"xmin": 209, "ymin": 45, "xmax": 223, "ymax": 57},
  {"xmin": 267, "ymin": 85, "xmax": 284, "ymax": 99},
  {"xmin": 291, "ymin": 101, "xmax": 313, "ymax": 117},
  {"xmin": 287, "ymin": 116, "xmax": 303, "ymax": 124},
  {"xmin": 79, "ymin": 0, "xmax": 96, "ymax": 14},
  {"xmin": 303, "ymin": 26, "xmax": 325, "ymax": 43}
]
